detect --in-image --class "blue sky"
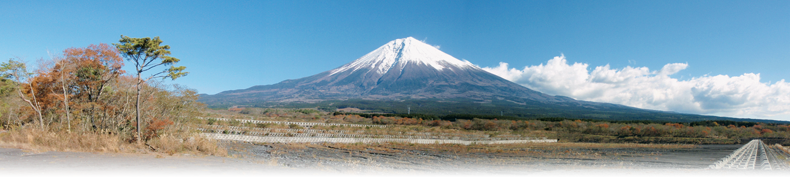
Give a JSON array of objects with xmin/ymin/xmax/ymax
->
[{"xmin": 2, "ymin": 0, "xmax": 789, "ymax": 120}]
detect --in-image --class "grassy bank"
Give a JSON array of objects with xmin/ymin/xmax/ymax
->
[{"xmin": 0, "ymin": 127, "xmax": 226, "ymax": 156}]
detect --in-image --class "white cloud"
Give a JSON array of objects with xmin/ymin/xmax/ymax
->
[
  {"xmin": 658, "ymin": 63, "xmax": 687, "ymax": 76},
  {"xmin": 482, "ymin": 55, "xmax": 790, "ymax": 120}
]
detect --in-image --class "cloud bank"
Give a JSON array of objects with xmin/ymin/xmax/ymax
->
[{"xmin": 482, "ymin": 55, "xmax": 790, "ymax": 120}]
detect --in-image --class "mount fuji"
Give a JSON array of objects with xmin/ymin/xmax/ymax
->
[
  {"xmin": 203, "ymin": 37, "xmax": 570, "ymax": 102},
  {"xmin": 199, "ymin": 37, "xmax": 764, "ymax": 122}
]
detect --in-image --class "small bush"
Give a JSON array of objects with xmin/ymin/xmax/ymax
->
[
  {"xmin": 144, "ymin": 117, "xmax": 174, "ymax": 140},
  {"xmin": 256, "ymin": 123, "xmax": 269, "ymax": 128}
]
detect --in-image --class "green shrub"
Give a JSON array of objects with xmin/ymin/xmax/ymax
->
[{"xmin": 229, "ymin": 119, "xmax": 241, "ymax": 126}]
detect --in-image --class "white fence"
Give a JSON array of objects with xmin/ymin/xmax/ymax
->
[
  {"xmin": 198, "ymin": 117, "xmax": 387, "ymax": 128},
  {"xmin": 198, "ymin": 117, "xmax": 558, "ymax": 144},
  {"xmin": 709, "ymin": 139, "xmax": 782, "ymax": 170},
  {"xmin": 202, "ymin": 133, "xmax": 557, "ymax": 145},
  {"xmin": 197, "ymin": 125, "xmax": 541, "ymax": 141}
]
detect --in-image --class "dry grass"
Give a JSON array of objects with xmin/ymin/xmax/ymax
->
[
  {"xmin": 146, "ymin": 133, "xmax": 227, "ymax": 156},
  {"xmin": 0, "ymin": 128, "xmax": 136, "ymax": 153},
  {"xmin": 0, "ymin": 127, "xmax": 227, "ymax": 157}
]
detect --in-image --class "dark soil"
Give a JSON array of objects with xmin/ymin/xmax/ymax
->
[{"xmin": 231, "ymin": 143, "xmax": 740, "ymax": 176}]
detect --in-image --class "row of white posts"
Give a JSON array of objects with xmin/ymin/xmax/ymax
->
[
  {"xmin": 197, "ymin": 117, "xmax": 387, "ymax": 128},
  {"xmin": 198, "ymin": 126, "xmax": 545, "ymax": 142},
  {"xmin": 201, "ymin": 133, "xmax": 556, "ymax": 145},
  {"xmin": 757, "ymin": 141, "xmax": 771, "ymax": 170},
  {"xmin": 709, "ymin": 139, "xmax": 776, "ymax": 170},
  {"xmin": 199, "ymin": 117, "xmax": 525, "ymax": 138},
  {"xmin": 199, "ymin": 118, "xmax": 535, "ymax": 140},
  {"xmin": 197, "ymin": 117, "xmax": 558, "ymax": 144}
]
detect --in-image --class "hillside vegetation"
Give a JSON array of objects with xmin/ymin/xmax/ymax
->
[{"xmin": 0, "ymin": 40, "xmax": 224, "ymax": 156}]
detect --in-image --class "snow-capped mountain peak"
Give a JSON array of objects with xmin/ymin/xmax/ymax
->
[
  {"xmin": 330, "ymin": 37, "xmax": 476, "ymax": 75},
  {"xmin": 200, "ymin": 37, "xmax": 752, "ymax": 123}
]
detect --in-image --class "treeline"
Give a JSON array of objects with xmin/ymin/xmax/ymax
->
[
  {"xmin": 690, "ymin": 120, "xmax": 760, "ymax": 127},
  {"xmin": 332, "ymin": 112, "xmax": 787, "ymax": 126},
  {"xmin": 364, "ymin": 116, "xmax": 789, "ymax": 144},
  {"xmin": 332, "ymin": 112, "xmax": 440, "ymax": 120},
  {"xmin": 224, "ymin": 107, "xmax": 790, "ymax": 144},
  {"xmin": 330, "ymin": 111, "xmax": 789, "ymax": 144},
  {"xmin": 0, "ymin": 38, "xmax": 200, "ymax": 145},
  {"xmin": 234, "ymin": 98, "xmax": 783, "ymax": 123},
  {"xmin": 332, "ymin": 112, "xmax": 531, "ymax": 121}
]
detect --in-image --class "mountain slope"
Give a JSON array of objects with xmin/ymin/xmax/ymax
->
[
  {"xmin": 199, "ymin": 37, "xmax": 773, "ymax": 122},
  {"xmin": 203, "ymin": 37, "xmax": 570, "ymax": 103}
]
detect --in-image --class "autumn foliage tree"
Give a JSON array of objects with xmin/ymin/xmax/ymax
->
[
  {"xmin": 1, "ymin": 42, "xmax": 196, "ymax": 138},
  {"xmin": 12, "ymin": 44, "xmax": 125, "ymax": 132},
  {"xmin": 64, "ymin": 44, "xmax": 125, "ymax": 129},
  {"xmin": 0, "ymin": 40, "xmax": 227, "ymax": 156}
]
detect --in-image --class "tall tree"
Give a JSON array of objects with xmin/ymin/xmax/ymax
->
[
  {"xmin": 1, "ymin": 59, "xmax": 45, "ymax": 129},
  {"xmin": 52, "ymin": 55, "xmax": 73, "ymax": 131},
  {"xmin": 113, "ymin": 36, "xmax": 187, "ymax": 142},
  {"xmin": 0, "ymin": 67, "xmax": 17, "ymax": 127}
]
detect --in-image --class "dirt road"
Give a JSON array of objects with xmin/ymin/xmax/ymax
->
[
  {"xmin": 228, "ymin": 142, "xmax": 738, "ymax": 172},
  {"xmin": 0, "ymin": 147, "xmax": 305, "ymax": 178}
]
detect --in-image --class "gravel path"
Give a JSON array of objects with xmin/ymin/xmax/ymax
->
[
  {"xmin": 529, "ymin": 169, "xmax": 790, "ymax": 177},
  {"xmin": 225, "ymin": 142, "xmax": 748, "ymax": 173},
  {"xmin": 0, "ymin": 148, "xmax": 345, "ymax": 177}
]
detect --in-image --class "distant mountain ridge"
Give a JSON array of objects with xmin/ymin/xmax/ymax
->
[{"xmin": 199, "ymin": 37, "xmax": 780, "ymax": 123}]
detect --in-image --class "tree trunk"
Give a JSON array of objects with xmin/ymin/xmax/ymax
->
[
  {"xmin": 136, "ymin": 71, "xmax": 142, "ymax": 142},
  {"xmin": 62, "ymin": 81, "xmax": 70, "ymax": 131},
  {"xmin": 60, "ymin": 63, "xmax": 71, "ymax": 132},
  {"xmin": 89, "ymin": 104, "xmax": 95, "ymax": 131},
  {"xmin": 20, "ymin": 83, "xmax": 44, "ymax": 129}
]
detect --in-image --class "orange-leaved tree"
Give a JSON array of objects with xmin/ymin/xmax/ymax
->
[
  {"xmin": 18, "ymin": 44, "xmax": 124, "ymax": 131},
  {"xmin": 63, "ymin": 43, "xmax": 124, "ymax": 130}
]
